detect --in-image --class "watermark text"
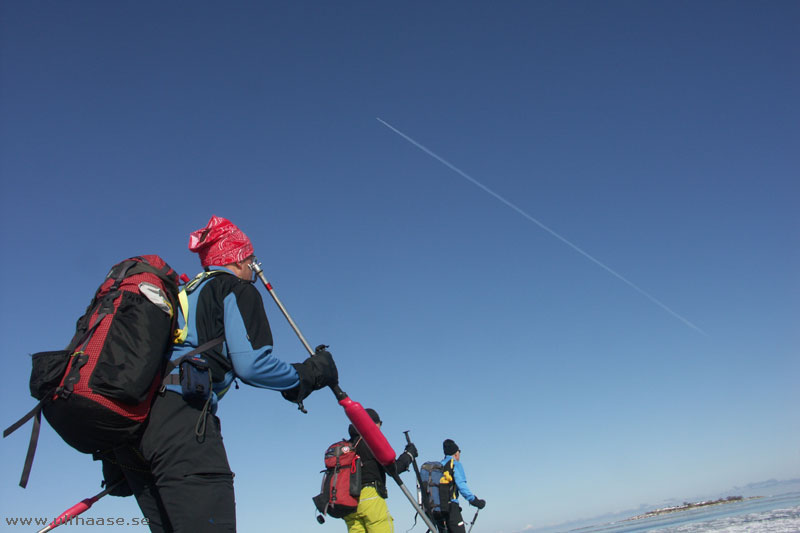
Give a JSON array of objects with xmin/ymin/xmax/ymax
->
[{"xmin": 4, "ymin": 515, "xmax": 149, "ymax": 527}]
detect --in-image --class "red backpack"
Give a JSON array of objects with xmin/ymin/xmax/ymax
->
[
  {"xmin": 313, "ymin": 438, "xmax": 363, "ymax": 521},
  {"xmin": 4, "ymin": 255, "xmax": 182, "ymax": 487}
]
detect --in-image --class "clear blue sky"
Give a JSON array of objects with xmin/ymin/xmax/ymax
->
[{"xmin": 1, "ymin": 2, "xmax": 797, "ymax": 532}]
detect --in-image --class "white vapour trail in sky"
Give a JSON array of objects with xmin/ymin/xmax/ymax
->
[{"xmin": 377, "ymin": 117, "xmax": 707, "ymax": 335}]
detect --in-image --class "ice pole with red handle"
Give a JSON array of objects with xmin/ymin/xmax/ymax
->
[
  {"xmin": 36, "ymin": 482, "xmax": 121, "ymax": 533},
  {"xmin": 249, "ymin": 260, "xmax": 438, "ymax": 530}
]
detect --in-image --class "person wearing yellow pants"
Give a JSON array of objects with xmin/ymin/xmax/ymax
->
[
  {"xmin": 343, "ymin": 409, "xmax": 417, "ymax": 533},
  {"xmin": 343, "ymin": 485, "xmax": 394, "ymax": 533}
]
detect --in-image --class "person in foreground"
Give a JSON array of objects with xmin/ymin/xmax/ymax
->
[
  {"xmin": 343, "ymin": 408, "xmax": 418, "ymax": 533},
  {"xmin": 103, "ymin": 215, "xmax": 339, "ymax": 532},
  {"xmin": 435, "ymin": 439, "xmax": 485, "ymax": 533}
]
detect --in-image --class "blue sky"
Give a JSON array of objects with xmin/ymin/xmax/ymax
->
[{"xmin": 1, "ymin": 2, "xmax": 798, "ymax": 532}]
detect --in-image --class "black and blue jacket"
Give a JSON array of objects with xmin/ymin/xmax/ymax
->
[
  {"xmin": 166, "ymin": 266, "xmax": 300, "ymax": 409},
  {"xmin": 442, "ymin": 455, "xmax": 476, "ymax": 503}
]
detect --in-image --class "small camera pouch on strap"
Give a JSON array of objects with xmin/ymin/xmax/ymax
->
[
  {"xmin": 161, "ymin": 337, "xmax": 224, "ymax": 402},
  {"xmin": 161, "ymin": 337, "xmax": 224, "ymax": 440},
  {"xmin": 180, "ymin": 356, "xmax": 212, "ymax": 404}
]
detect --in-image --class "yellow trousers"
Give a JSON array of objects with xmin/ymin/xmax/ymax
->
[{"xmin": 343, "ymin": 486, "xmax": 394, "ymax": 533}]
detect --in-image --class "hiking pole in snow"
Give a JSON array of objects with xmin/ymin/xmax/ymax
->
[
  {"xmin": 249, "ymin": 259, "xmax": 438, "ymax": 532},
  {"xmin": 467, "ymin": 509, "xmax": 480, "ymax": 533},
  {"xmin": 36, "ymin": 481, "xmax": 123, "ymax": 533}
]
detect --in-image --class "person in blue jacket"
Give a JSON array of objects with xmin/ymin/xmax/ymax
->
[
  {"xmin": 436, "ymin": 439, "xmax": 486, "ymax": 533},
  {"xmin": 102, "ymin": 215, "xmax": 338, "ymax": 532}
]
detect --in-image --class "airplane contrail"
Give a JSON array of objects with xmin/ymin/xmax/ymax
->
[{"xmin": 376, "ymin": 117, "xmax": 707, "ymax": 335}]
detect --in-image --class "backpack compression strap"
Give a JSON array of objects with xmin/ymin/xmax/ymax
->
[
  {"xmin": 2, "ymin": 401, "xmax": 43, "ymax": 488},
  {"xmin": 3, "ymin": 349, "xmax": 90, "ymax": 488}
]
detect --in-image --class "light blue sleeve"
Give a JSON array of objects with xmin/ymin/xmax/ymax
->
[
  {"xmin": 223, "ymin": 292, "xmax": 300, "ymax": 390},
  {"xmin": 453, "ymin": 460, "xmax": 475, "ymax": 502}
]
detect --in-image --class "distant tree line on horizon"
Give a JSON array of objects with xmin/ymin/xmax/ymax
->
[
  {"xmin": 682, "ymin": 496, "xmax": 743, "ymax": 507},
  {"xmin": 629, "ymin": 495, "xmax": 750, "ymax": 521}
]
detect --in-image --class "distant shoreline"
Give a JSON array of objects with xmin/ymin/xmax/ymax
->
[{"xmin": 624, "ymin": 495, "xmax": 763, "ymax": 521}]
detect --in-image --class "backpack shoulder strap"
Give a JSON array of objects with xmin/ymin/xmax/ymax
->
[
  {"xmin": 447, "ymin": 458, "xmax": 458, "ymax": 499},
  {"xmin": 174, "ymin": 270, "xmax": 230, "ymax": 344}
]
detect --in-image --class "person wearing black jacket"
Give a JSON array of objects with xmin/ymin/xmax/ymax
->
[{"xmin": 344, "ymin": 408, "xmax": 417, "ymax": 533}]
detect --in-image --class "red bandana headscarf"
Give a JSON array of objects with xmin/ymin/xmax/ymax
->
[{"xmin": 188, "ymin": 215, "xmax": 254, "ymax": 268}]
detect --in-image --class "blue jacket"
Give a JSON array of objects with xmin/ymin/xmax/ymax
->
[
  {"xmin": 166, "ymin": 267, "xmax": 300, "ymax": 410},
  {"xmin": 442, "ymin": 455, "xmax": 476, "ymax": 503}
]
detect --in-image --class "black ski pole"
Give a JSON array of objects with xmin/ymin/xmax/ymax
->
[
  {"xmin": 402, "ymin": 430, "xmax": 425, "ymax": 503},
  {"xmin": 403, "ymin": 430, "xmax": 437, "ymax": 533},
  {"xmin": 467, "ymin": 508, "xmax": 480, "ymax": 533}
]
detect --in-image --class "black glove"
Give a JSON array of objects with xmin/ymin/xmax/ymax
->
[
  {"xmin": 470, "ymin": 497, "xmax": 486, "ymax": 509},
  {"xmin": 282, "ymin": 345, "xmax": 338, "ymax": 403},
  {"xmin": 102, "ymin": 460, "xmax": 133, "ymax": 497},
  {"xmin": 404, "ymin": 443, "xmax": 418, "ymax": 458}
]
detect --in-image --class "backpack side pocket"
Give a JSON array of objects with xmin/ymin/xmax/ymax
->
[{"xmin": 29, "ymin": 350, "xmax": 70, "ymax": 400}]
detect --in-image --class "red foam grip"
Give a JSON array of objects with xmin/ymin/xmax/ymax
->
[
  {"xmin": 339, "ymin": 397, "xmax": 396, "ymax": 466},
  {"xmin": 50, "ymin": 498, "xmax": 93, "ymax": 527}
]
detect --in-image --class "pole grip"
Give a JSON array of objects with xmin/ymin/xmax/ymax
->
[{"xmin": 339, "ymin": 396, "xmax": 396, "ymax": 466}]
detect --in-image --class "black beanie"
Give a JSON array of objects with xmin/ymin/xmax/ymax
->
[
  {"xmin": 366, "ymin": 408, "xmax": 381, "ymax": 424},
  {"xmin": 443, "ymin": 439, "xmax": 459, "ymax": 456},
  {"xmin": 349, "ymin": 408, "xmax": 381, "ymax": 439}
]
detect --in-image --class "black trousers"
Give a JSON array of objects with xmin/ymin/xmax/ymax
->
[
  {"xmin": 111, "ymin": 391, "xmax": 236, "ymax": 532},
  {"xmin": 434, "ymin": 502, "xmax": 467, "ymax": 533}
]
